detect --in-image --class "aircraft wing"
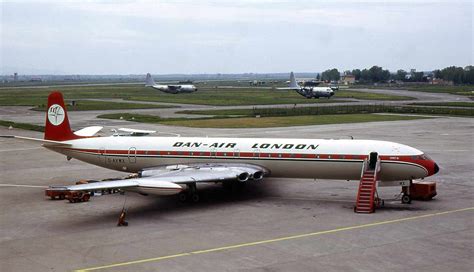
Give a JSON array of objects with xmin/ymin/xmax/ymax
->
[
  {"xmin": 58, "ymin": 177, "xmax": 182, "ymax": 195},
  {"xmin": 139, "ymin": 163, "xmax": 269, "ymax": 184},
  {"xmin": 0, "ymin": 135, "xmax": 71, "ymax": 146},
  {"xmin": 56, "ymin": 163, "xmax": 269, "ymax": 194},
  {"xmin": 60, "ymin": 179, "xmax": 140, "ymax": 191}
]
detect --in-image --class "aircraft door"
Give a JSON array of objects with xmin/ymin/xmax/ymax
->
[
  {"xmin": 128, "ymin": 147, "xmax": 137, "ymax": 163},
  {"xmin": 368, "ymin": 152, "xmax": 378, "ymax": 170}
]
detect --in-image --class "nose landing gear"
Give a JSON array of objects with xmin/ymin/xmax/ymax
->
[
  {"xmin": 401, "ymin": 194, "xmax": 412, "ymax": 204},
  {"xmin": 401, "ymin": 180, "xmax": 413, "ymax": 204}
]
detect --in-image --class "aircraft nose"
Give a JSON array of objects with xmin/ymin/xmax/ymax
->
[{"xmin": 433, "ymin": 162, "xmax": 439, "ymax": 174}]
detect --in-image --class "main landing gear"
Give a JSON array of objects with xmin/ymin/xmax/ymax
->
[{"xmin": 178, "ymin": 183, "xmax": 200, "ymax": 203}]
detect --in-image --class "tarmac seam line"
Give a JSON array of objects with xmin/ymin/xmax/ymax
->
[{"xmin": 76, "ymin": 206, "xmax": 474, "ymax": 272}]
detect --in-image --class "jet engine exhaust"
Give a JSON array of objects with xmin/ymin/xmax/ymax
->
[
  {"xmin": 252, "ymin": 171, "xmax": 264, "ymax": 181},
  {"xmin": 237, "ymin": 172, "xmax": 250, "ymax": 182}
]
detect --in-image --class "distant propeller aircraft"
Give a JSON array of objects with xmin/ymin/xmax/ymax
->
[
  {"xmin": 280, "ymin": 72, "xmax": 335, "ymax": 99},
  {"xmin": 145, "ymin": 73, "xmax": 197, "ymax": 94}
]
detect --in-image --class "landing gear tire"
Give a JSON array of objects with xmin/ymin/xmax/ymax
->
[
  {"xmin": 401, "ymin": 194, "xmax": 412, "ymax": 204},
  {"xmin": 191, "ymin": 193, "xmax": 200, "ymax": 203},
  {"xmin": 178, "ymin": 192, "xmax": 188, "ymax": 202},
  {"xmin": 181, "ymin": 183, "xmax": 200, "ymax": 203}
]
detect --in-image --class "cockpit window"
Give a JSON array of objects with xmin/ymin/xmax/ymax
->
[
  {"xmin": 413, "ymin": 154, "xmax": 430, "ymax": 160},
  {"xmin": 420, "ymin": 154, "xmax": 431, "ymax": 160}
]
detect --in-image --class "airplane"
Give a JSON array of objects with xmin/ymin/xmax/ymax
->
[
  {"xmin": 1, "ymin": 92, "xmax": 439, "ymax": 204},
  {"xmin": 280, "ymin": 72, "xmax": 335, "ymax": 99},
  {"xmin": 145, "ymin": 73, "xmax": 197, "ymax": 94}
]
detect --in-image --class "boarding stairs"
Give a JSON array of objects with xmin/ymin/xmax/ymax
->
[{"xmin": 354, "ymin": 153, "xmax": 381, "ymax": 213}]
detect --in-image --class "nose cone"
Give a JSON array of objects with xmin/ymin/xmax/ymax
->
[{"xmin": 427, "ymin": 161, "xmax": 439, "ymax": 177}]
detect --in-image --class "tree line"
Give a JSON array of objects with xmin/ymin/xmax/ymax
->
[
  {"xmin": 319, "ymin": 65, "xmax": 473, "ymax": 84},
  {"xmin": 433, "ymin": 66, "xmax": 474, "ymax": 84}
]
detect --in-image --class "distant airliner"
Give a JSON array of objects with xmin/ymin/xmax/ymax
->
[
  {"xmin": 1, "ymin": 92, "xmax": 438, "ymax": 205},
  {"xmin": 281, "ymin": 72, "xmax": 335, "ymax": 99},
  {"xmin": 145, "ymin": 73, "xmax": 197, "ymax": 94}
]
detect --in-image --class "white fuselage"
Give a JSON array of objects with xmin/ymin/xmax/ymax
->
[
  {"xmin": 49, "ymin": 136, "xmax": 435, "ymax": 182},
  {"xmin": 296, "ymin": 87, "xmax": 334, "ymax": 98},
  {"xmin": 151, "ymin": 84, "xmax": 197, "ymax": 94}
]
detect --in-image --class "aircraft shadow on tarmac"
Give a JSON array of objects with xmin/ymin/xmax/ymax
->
[
  {"xmin": 59, "ymin": 181, "xmax": 430, "ymax": 227},
  {"xmin": 69, "ymin": 183, "xmax": 277, "ymax": 224}
]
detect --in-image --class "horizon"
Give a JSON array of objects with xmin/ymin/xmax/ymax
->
[{"xmin": 1, "ymin": 68, "xmax": 463, "ymax": 78}]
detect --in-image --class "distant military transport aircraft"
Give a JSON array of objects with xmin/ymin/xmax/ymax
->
[
  {"xmin": 1, "ymin": 92, "xmax": 438, "ymax": 205},
  {"xmin": 280, "ymin": 72, "xmax": 335, "ymax": 99},
  {"xmin": 145, "ymin": 73, "xmax": 197, "ymax": 94}
]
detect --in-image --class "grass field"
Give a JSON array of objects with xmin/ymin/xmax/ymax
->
[
  {"xmin": 178, "ymin": 104, "xmax": 474, "ymax": 117},
  {"xmin": 33, "ymin": 100, "xmax": 175, "ymax": 111},
  {"xmin": 163, "ymin": 114, "xmax": 428, "ymax": 128},
  {"xmin": 409, "ymin": 102, "xmax": 474, "ymax": 108},
  {"xmin": 0, "ymin": 85, "xmax": 155, "ymax": 107},
  {"xmin": 98, "ymin": 112, "xmax": 428, "ymax": 128},
  {"xmin": 98, "ymin": 113, "xmax": 170, "ymax": 123},
  {"xmin": 0, "ymin": 84, "xmax": 413, "ymax": 107},
  {"xmin": 0, "ymin": 120, "xmax": 45, "ymax": 132}
]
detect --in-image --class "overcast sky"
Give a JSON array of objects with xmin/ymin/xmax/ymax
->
[{"xmin": 1, "ymin": 0, "xmax": 472, "ymax": 74}]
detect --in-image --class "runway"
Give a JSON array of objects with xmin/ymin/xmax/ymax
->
[{"xmin": 0, "ymin": 115, "xmax": 473, "ymax": 271}]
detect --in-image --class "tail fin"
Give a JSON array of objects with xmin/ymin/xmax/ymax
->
[
  {"xmin": 289, "ymin": 72, "xmax": 300, "ymax": 89},
  {"xmin": 44, "ymin": 92, "xmax": 81, "ymax": 141},
  {"xmin": 145, "ymin": 73, "xmax": 156, "ymax": 86}
]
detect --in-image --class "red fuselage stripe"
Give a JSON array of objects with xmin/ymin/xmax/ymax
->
[{"xmin": 64, "ymin": 147, "xmax": 427, "ymax": 165}]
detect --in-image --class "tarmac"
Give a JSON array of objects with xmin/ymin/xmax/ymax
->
[{"xmin": 0, "ymin": 107, "xmax": 473, "ymax": 271}]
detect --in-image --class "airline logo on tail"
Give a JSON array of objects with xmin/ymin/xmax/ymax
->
[
  {"xmin": 44, "ymin": 91, "xmax": 82, "ymax": 141},
  {"xmin": 48, "ymin": 104, "xmax": 65, "ymax": 126}
]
